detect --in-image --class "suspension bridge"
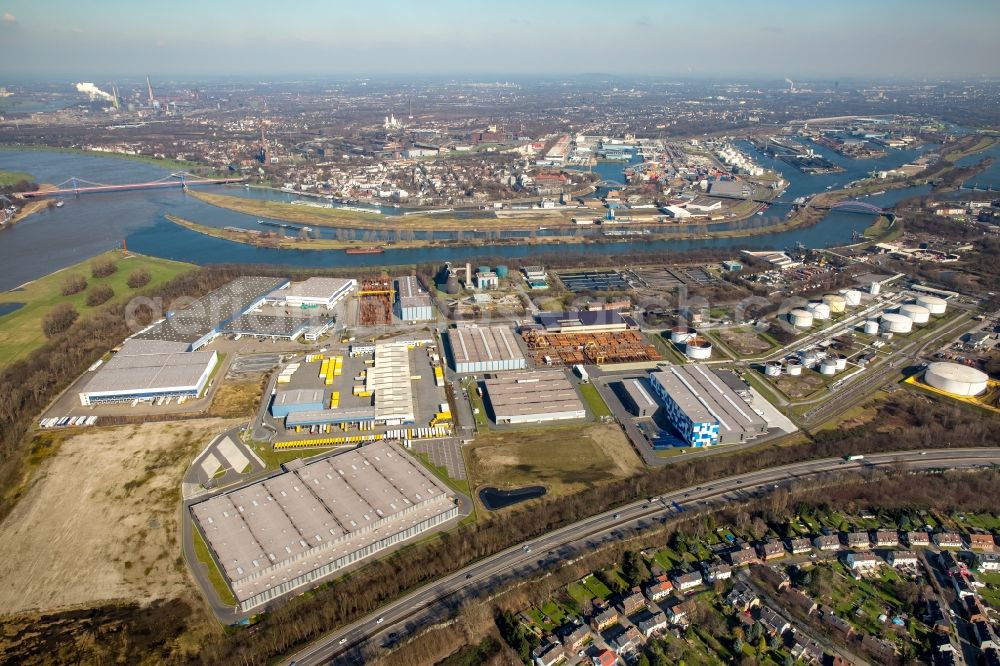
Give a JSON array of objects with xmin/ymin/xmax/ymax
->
[{"xmin": 20, "ymin": 172, "xmax": 246, "ymax": 199}]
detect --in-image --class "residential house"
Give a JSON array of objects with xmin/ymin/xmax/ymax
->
[
  {"xmin": 874, "ymin": 530, "xmax": 899, "ymax": 548},
  {"xmin": 590, "ymin": 608, "xmax": 619, "ymax": 633},
  {"xmin": 939, "ymin": 550, "xmax": 965, "ymax": 576},
  {"xmin": 888, "ymin": 550, "xmax": 919, "ymax": 568},
  {"xmin": 975, "ymin": 553, "xmax": 1000, "ymax": 572},
  {"xmin": 728, "ymin": 546, "xmax": 759, "ymax": 567},
  {"xmin": 985, "ymin": 649, "xmax": 1000, "ymax": 666},
  {"xmin": 758, "ymin": 606, "xmax": 790, "ymax": 636},
  {"xmin": 970, "ymin": 534, "xmax": 996, "ymax": 551},
  {"xmin": 703, "ymin": 562, "xmax": 732, "ymax": 583},
  {"xmin": 784, "ymin": 587, "xmax": 818, "ymax": 615},
  {"xmin": 609, "ymin": 626, "xmax": 642, "ymax": 656},
  {"xmin": 790, "ymin": 636, "xmax": 824, "ymax": 664},
  {"xmin": 636, "ymin": 611, "xmax": 667, "ymax": 638},
  {"xmin": 953, "ymin": 575, "xmax": 976, "ymax": 599},
  {"xmin": 934, "ymin": 532, "xmax": 963, "ymax": 549},
  {"xmin": 847, "ymin": 531, "xmax": 871, "ymax": 550},
  {"xmin": 907, "ymin": 531, "xmax": 930, "ymax": 547},
  {"xmin": 643, "ymin": 575, "xmax": 673, "ymax": 602},
  {"xmin": 560, "ymin": 624, "xmax": 591, "ymax": 653},
  {"xmin": 725, "ymin": 581, "xmax": 760, "ymax": 612},
  {"xmin": 923, "ymin": 599, "xmax": 951, "ymax": 633},
  {"xmin": 618, "ymin": 589, "xmax": 646, "ymax": 617},
  {"xmin": 974, "ymin": 621, "xmax": 1000, "ymax": 651},
  {"xmin": 532, "ymin": 642, "xmax": 566, "ymax": 666},
  {"xmin": 755, "ymin": 563, "xmax": 791, "ymax": 591},
  {"xmin": 965, "ymin": 596, "xmax": 990, "ymax": 624},
  {"xmin": 591, "ymin": 649, "xmax": 617, "ymax": 666},
  {"xmin": 667, "ymin": 598, "xmax": 697, "ymax": 626},
  {"xmin": 788, "ymin": 537, "xmax": 812, "ymax": 555},
  {"xmin": 672, "ymin": 571, "xmax": 703, "ymax": 592},
  {"xmin": 845, "ymin": 552, "xmax": 881, "ymax": 573},
  {"xmin": 760, "ymin": 540, "xmax": 786, "ymax": 561},
  {"xmin": 813, "ymin": 535, "xmax": 841, "ymax": 551},
  {"xmin": 861, "ymin": 634, "xmax": 897, "ymax": 662},
  {"xmin": 821, "ymin": 607, "xmax": 855, "ymax": 639}
]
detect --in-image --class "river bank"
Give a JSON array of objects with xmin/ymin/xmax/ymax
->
[{"xmin": 0, "ymin": 144, "xmax": 225, "ymax": 175}]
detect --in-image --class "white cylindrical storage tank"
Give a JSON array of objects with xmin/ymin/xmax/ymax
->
[
  {"xmin": 789, "ymin": 309, "xmax": 814, "ymax": 328},
  {"xmin": 685, "ymin": 336, "xmax": 713, "ymax": 360},
  {"xmin": 916, "ymin": 295, "xmax": 947, "ymax": 315},
  {"xmin": 870, "ymin": 282, "xmax": 881, "ymax": 295},
  {"xmin": 834, "ymin": 355, "xmax": 847, "ymax": 371},
  {"xmin": 800, "ymin": 350, "xmax": 819, "ymax": 368},
  {"xmin": 899, "ymin": 304, "xmax": 930, "ymax": 325},
  {"xmin": 807, "ymin": 302, "xmax": 831, "ymax": 321},
  {"xmin": 880, "ymin": 312, "xmax": 912, "ymax": 334},
  {"xmin": 844, "ymin": 290, "xmax": 862, "ymax": 307},
  {"xmin": 819, "ymin": 358, "xmax": 838, "ymax": 375},
  {"xmin": 671, "ymin": 325, "xmax": 696, "ymax": 344},
  {"xmin": 823, "ymin": 294, "xmax": 847, "ymax": 314},
  {"xmin": 764, "ymin": 361, "xmax": 782, "ymax": 377},
  {"xmin": 786, "ymin": 360, "xmax": 803, "ymax": 376},
  {"xmin": 863, "ymin": 320, "xmax": 880, "ymax": 335},
  {"xmin": 924, "ymin": 362, "xmax": 989, "ymax": 396}
]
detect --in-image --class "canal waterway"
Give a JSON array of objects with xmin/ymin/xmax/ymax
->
[{"xmin": 0, "ymin": 144, "xmax": 948, "ymax": 291}]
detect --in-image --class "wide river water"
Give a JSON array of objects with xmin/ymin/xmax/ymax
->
[{"xmin": 0, "ymin": 138, "xmax": 992, "ymax": 291}]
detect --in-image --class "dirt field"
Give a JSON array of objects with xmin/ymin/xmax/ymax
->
[
  {"xmin": 465, "ymin": 423, "xmax": 642, "ymax": 504},
  {"xmin": 208, "ymin": 378, "xmax": 265, "ymax": 418},
  {"xmin": 0, "ymin": 418, "xmax": 241, "ymax": 615},
  {"xmin": 774, "ymin": 372, "xmax": 828, "ymax": 399},
  {"xmin": 716, "ymin": 328, "xmax": 774, "ymax": 356}
]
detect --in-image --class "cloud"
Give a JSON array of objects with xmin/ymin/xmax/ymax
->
[{"xmin": 2, "ymin": 12, "xmax": 16, "ymax": 23}]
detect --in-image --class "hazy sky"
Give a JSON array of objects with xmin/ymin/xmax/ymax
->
[{"xmin": 1, "ymin": 0, "xmax": 998, "ymax": 79}]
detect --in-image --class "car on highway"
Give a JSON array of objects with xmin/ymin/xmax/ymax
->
[
  {"xmin": 376, "ymin": 617, "xmax": 384, "ymax": 625},
  {"xmin": 465, "ymin": 573, "xmax": 472, "ymax": 579},
  {"xmin": 613, "ymin": 513, "xmax": 620, "ymax": 519},
  {"xmin": 339, "ymin": 638, "xmax": 347, "ymax": 645},
  {"xmin": 522, "ymin": 545, "xmax": 531, "ymax": 552}
]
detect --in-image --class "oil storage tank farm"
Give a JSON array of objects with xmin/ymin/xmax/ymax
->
[
  {"xmin": 789, "ymin": 309, "xmax": 814, "ymax": 328},
  {"xmin": 671, "ymin": 325, "xmax": 696, "ymax": 344},
  {"xmin": 823, "ymin": 294, "xmax": 847, "ymax": 314},
  {"xmin": 685, "ymin": 336, "xmax": 713, "ymax": 360},
  {"xmin": 844, "ymin": 290, "xmax": 863, "ymax": 307},
  {"xmin": 807, "ymin": 302, "xmax": 831, "ymax": 321},
  {"xmin": 880, "ymin": 312, "xmax": 913, "ymax": 334},
  {"xmin": 924, "ymin": 362, "xmax": 989, "ymax": 396}
]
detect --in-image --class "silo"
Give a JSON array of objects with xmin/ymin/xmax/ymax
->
[
  {"xmin": 685, "ymin": 337, "xmax": 713, "ymax": 360},
  {"xmin": 880, "ymin": 312, "xmax": 912, "ymax": 334},
  {"xmin": 671, "ymin": 325, "xmax": 696, "ymax": 344},
  {"xmin": 764, "ymin": 361, "xmax": 782, "ymax": 377},
  {"xmin": 789, "ymin": 309, "xmax": 814, "ymax": 328},
  {"xmin": 863, "ymin": 320, "xmax": 880, "ymax": 335},
  {"xmin": 915, "ymin": 295, "xmax": 947, "ymax": 315},
  {"xmin": 844, "ymin": 290, "xmax": 862, "ymax": 307},
  {"xmin": 823, "ymin": 294, "xmax": 847, "ymax": 314},
  {"xmin": 807, "ymin": 302, "xmax": 831, "ymax": 321},
  {"xmin": 899, "ymin": 304, "xmax": 930, "ymax": 325},
  {"xmin": 786, "ymin": 359, "xmax": 803, "ymax": 376},
  {"xmin": 477, "ymin": 266, "xmax": 491, "ymax": 275},
  {"xmin": 819, "ymin": 358, "xmax": 838, "ymax": 375}
]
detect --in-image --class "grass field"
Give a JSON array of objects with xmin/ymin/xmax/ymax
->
[
  {"xmin": 465, "ymin": 423, "xmax": 642, "ymax": 503},
  {"xmin": 0, "ymin": 251, "xmax": 194, "ymax": 369},
  {"xmin": 191, "ymin": 525, "xmax": 236, "ymax": 606},
  {"xmin": 0, "ymin": 170, "xmax": 33, "ymax": 186},
  {"xmin": 578, "ymin": 382, "xmax": 612, "ymax": 419}
]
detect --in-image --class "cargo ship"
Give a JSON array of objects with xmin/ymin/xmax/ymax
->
[{"xmin": 344, "ymin": 246, "xmax": 385, "ymax": 255}]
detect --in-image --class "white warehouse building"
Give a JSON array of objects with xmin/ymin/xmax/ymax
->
[{"xmin": 275, "ymin": 277, "xmax": 356, "ymax": 309}]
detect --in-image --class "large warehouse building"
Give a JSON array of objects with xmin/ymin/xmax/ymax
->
[
  {"xmin": 649, "ymin": 365, "xmax": 768, "ymax": 447},
  {"xmin": 396, "ymin": 276, "xmax": 435, "ymax": 321},
  {"xmin": 483, "ymin": 370, "xmax": 586, "ymax": 423},
  {"xmin": 79, "ymin": 339, "xmax": 218, "ymax": 405},
  {"xmin": 536, "ymin": 310, "xmax": 635, "ymax": 334},
  {"xmin": 446, "ymin": 325, "xmax": 527, "ymax": 373},
  {"xmin": 269, "ymin": 389, "xmax": 325, "ymax": 418},
  {"xmin": 269, "ymin": 277, "xmax": 356, "ymax": 309},
  {"xmin": 135, "ymin": 276, "xmax": 288, "ymax": 350},
  {"xmin": 618, "ymin": 378, "xmax": 659, "ymax": 417},
  {"xmin": 190, "ymin": 441, "xmax": 458, "ymax": 612}
]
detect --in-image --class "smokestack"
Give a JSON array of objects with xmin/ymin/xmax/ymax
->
[
  {"xmin": 466, "ymin": 262, "xmax": 471, "ymax": 284},
  {"xmin": 146, "ymin": 75, "xmax": 155, "ymax": 103}
]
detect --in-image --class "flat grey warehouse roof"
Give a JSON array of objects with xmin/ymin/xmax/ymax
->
[
  {"xmin": 447, "ymin": 326, "xmax": 524, "ymax": 365},
  {"xmin": 81, "ymin": 350, "xmax": 217, "ymax": 394},
  {"xmin": 397, "ymin": 275, "xmax": 433, "ymax": 309},
  {"xmin": 190, "ymin": 441, "xmax": 456, "ymax": 609},
  {"xmin": 651, "ymin": 365, "xmax": 766, "ymax": 437},
  {"xmin": 484, "ymin": 370, "xmax": 585, "ymax": 419}
]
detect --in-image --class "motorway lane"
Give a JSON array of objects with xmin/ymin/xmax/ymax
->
[{"xmin": 286, "ymin": 448, "xmax": 1000, "ymax": 666}]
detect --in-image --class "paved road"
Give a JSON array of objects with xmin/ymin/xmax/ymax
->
[{"xmin": 285, "ymin": 447, "xmax": 1000, "ymax": 666}]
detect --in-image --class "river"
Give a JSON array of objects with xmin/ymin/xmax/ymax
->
[{"xmin": 0, "ymin": 143, "xmax": 948, "ymax": 291}]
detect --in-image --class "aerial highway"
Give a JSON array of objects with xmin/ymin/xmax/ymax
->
[{"xmin": 285, "ymin": 447, "xmax": 1000, "ymax": 666}]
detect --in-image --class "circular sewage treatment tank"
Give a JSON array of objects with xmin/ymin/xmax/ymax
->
[
  {"xmin": 899, "ymin": 304, "xmax": 930, "ymax": 324},
  {"xmin": 789, "ymin": 309, "xmax": 814, "ymax": 328},
  {"xmin": 916, "ymin": 294, "xmax": 947, "ymax": 315},
  {"xmin": 880, "ymin": 312, "xmax": 913, "ymax": 334},
  {"xmin": 924, "ymin": 362, "xmax": 989, "ymax": 397}
]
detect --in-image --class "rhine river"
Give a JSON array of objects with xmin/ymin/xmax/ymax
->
[{"xmin": 0, "ymin": 139, "xmax": 992, "ymax": 292}]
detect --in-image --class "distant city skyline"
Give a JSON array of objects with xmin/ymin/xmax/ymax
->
[{"xmin": 1, "ymin": 0, "xmax": 998, "ymax": 79}]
